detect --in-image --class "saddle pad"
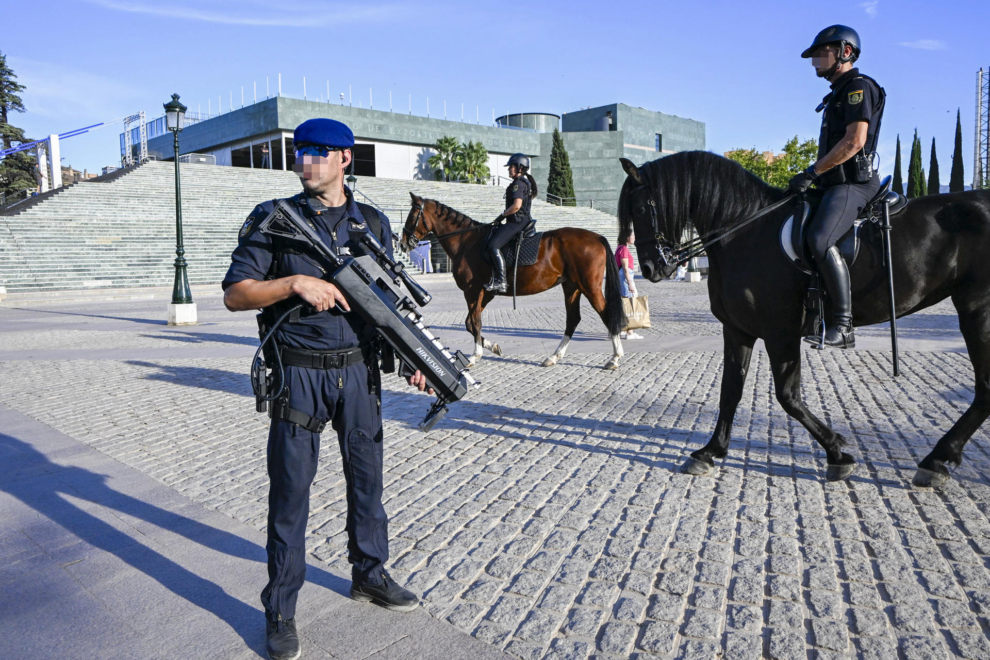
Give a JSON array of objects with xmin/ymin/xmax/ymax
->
[{"xmin": 503, "ymin": 232, "xmax": 542, "ymax": 269}]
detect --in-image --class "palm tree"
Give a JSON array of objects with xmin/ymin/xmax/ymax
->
[
  {"xmin": 427, "ymin": 136, "xmax": 460, "ymax": 181},
  {"xmin": 455, "ymin": 141, "xmax": 491, "ymax": 184}
]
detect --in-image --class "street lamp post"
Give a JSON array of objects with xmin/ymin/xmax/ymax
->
[
  {"xmin": 687, "ymin": 227, "xmax": 702, "ymax": 282},
  {"xmin": 164, "ymin": 93, "xmax": 197, "ymax": 325}
]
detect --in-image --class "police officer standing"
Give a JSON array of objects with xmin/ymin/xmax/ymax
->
[
  {"xmin": 223, "ymin": 119, "xmax": 429, "ymax": 660},
  {"xmin": 789, "ymin": 25, "xmax": 885, "ymax": 349},
  {"xmin": 484, "ymin": 153, "xmax": 538, "ymax": 293}
]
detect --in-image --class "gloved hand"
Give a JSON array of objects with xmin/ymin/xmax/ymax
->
[
  {"xmin": 493, "ymin": 215, "xmax": 504, "ymax": 225},
  {"xmin": 788, "ymin": 166, "xmax": 819, "ymax": 194}
]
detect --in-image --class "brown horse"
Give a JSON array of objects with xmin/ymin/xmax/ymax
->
[{"xmin": 399, "ymin": 193, "xmax": 627, "ymax": 369}]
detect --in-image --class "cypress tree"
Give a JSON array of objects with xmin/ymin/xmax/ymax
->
[
  {"xmin": 546, "ymin": 128, "xmax": 575, "ymax": 202},
  {"xmin": 892, "ymin": 134, "xmax": 904, "ymax": 195},
  {"xmin": 950, "ymin": 108, "xmax": 965, "ymax": 192},
  {"xmin": 907, "ymin": 130, "xmax": 925, "ymax": 198},
  {"xmin": 0, "ymin": 51, "xmax": 37, "ymax": 197},
  {"xmin": 920, "ymin": 168, "xmax": 927, "ymax": 196},
  {"xmin": 927, "ymin": 137, "xmax": 940, "ymax": 195}
]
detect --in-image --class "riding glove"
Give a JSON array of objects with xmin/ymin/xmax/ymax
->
[{"xmin": 788, "ymin": 166, "xmax": 819, "ymax": 194}]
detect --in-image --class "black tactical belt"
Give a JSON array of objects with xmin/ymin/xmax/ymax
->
[
  {"xmin": 271, "ymin": 400, "xmax": 328, "ymax": 433},
  {"xmin": 279, "ymin": 346, "xmax": 366, "ymax": 370}
]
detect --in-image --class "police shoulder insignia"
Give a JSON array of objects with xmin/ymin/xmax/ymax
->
[
  {"xmin": 848, "ymin": 90, "xmax": 864, "ymax": 105},
  {"xmin": 511, "ymin": 184, "xmax": 518, "ymax": 192},
  {"xmin": 239, "ymin": 216, "xmax": 254, "ymax": 238}
]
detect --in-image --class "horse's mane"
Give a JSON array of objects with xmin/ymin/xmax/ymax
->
[
  {"xmin": 618, "ymin": 151, "xmax": 787, "ymax": 240},
  {"xmin": 428, "ymin": 199, "xmax": 480, "ymax": 228}
]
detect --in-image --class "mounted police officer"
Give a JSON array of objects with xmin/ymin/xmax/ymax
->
[
  {"xmin": 788, "ymin": 25, "xmax": 885, "ymax": 349},
  {"xmin": 223, "ymin": 119, "xmax": 429, "ymax": 660},
  {"xmin": 485, "ymin": 153, "xmax": 538, "ymax": 293}
]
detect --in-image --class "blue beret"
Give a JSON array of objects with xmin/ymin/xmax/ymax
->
[{"xmin": 293, "ymin": 118, "xmax": 354, "ymax": 149}]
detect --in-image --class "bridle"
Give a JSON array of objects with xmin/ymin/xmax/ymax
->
[
  {"xmin": 628, "ymin": 165, "xmax": 796, "ymax": 276},
  {"xmin": 403, "ymin": 202, "xmax": 492, "ymax": 248}
]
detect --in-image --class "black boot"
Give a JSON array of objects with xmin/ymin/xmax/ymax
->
[
  {"xmin": 265, "ymin": 615, "xmax": 300, "ymax": 660},
  {"xmin": 484, "ymin": 248, "xmax": 507, "ymax": 293},
  {"xmin": 350, "ymin": 572, "xmax": 420, "ymax": 612},
  {"xmin": 804, "ymin": 246, "xmax": 855, "ymax": 349}
]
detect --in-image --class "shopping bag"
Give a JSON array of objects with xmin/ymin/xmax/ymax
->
[{"xmin": 621, "ymin": 295, "xmax": 651, "ymax": 330}]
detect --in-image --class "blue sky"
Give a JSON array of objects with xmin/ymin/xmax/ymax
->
[{"xmin": 4, "ymin": 0, "xmax": 987, "ymax": 184}]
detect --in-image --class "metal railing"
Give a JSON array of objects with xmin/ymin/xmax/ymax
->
[{"xmin": 0, "ymin": 189, "xmax": 33, "ymax": 212}]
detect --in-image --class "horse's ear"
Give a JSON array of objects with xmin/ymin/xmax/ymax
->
[
  {"xmin": 409, "ymin": 192, "xmax": 423, "ymax": 205},
  {"xmin": 620, "ymin": 158, "xmax": 641, "ymax": 184}
]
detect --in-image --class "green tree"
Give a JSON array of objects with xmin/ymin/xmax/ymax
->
[
  {"xmin": 724, "ymin": 136, "xmax": 817, "ymax": 188},
  {"xmin": 907, "ymin": 130, "xmax": 925, "ymax": 199},
  {"xmin": 0, "ymin": 50, "xmax": 37, "ymax": 197},
  {"xmin": 427, "ymin": 136, "xmax": 460, "ymax": 182},
  {"xmin": 950, "ymin": 109, "xmax": 965, "ymax": 192},
  {"xmin": 454, "ymin": 140, "xmax": 490, "ymax": 184},
  {"xmin": 927, "ymin": 137, "xmax": 940, "ymax": 195},
  {"xmin": 892, "ymin": 134, "xmax": 904, "ymax": 195},
  {"xmin": 546, "ymin": 128, "xmax": 575, "ymax": 202},
  {"xmin": 920, "ymin": 168, "xmax": 927, "ymax": 196}
]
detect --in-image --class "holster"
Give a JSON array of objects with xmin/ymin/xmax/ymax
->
[{"xmin": 270, "ymin": 386, "xmax": 328, "ymax": 434}]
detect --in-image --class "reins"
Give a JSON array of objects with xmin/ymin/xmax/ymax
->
[
  {"xmin": 408, "ymin": 203, "xmax": 493, "ymax": 242},
  {"xmin": 633, "ymin": 165, "xmax": 795, "ymax": 267},
  {"xmin": 665, "ymin": 195, "xmax": 797, "ymax": 266}
]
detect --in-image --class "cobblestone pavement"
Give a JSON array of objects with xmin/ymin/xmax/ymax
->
[{"xmin": 3, "ymin": 280, "xmax": 990, "ymax": 659}]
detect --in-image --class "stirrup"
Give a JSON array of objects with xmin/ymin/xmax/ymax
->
[{"xmin": 484, "ymin": 277, "xmax": 506, "ymax": 293}]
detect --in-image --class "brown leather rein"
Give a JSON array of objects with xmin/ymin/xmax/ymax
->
[{"xmin": 406, "ymin": 204, "xmax": 493, "ymax": 243}]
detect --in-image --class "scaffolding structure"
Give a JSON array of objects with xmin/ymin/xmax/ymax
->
[
  {"xmin": 122, "ymin": 111, "xmax": 148, "ymax": 167},
  {"xmin": 976, "ymin": 68, "xmax": 989, "ymax": 190}
]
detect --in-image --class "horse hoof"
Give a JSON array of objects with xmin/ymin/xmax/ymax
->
[
  {"xmin": 603, "ymin": 358, "xmax": 619, "ymax": 370},
  {"xmin": 825, "ymin": 461, "xmax": 856, "ymax": 482},
  {"xmin": 491, "ymin": 344, "xmax": 503, "ymax": 356},
  {"xmin": 912, "ymin": 467, "xmax": 950, "ymax": 488},
  {"xmin": 683, "ymin": 457, "xmax": 713, "ymax": 476},
  {"xmin": 467, "ymin": 357, "xmax": 480, "ymax": 367},
  {"xmin": 541, "ymin": 357, "xmax": 557, "ymax": 367}
]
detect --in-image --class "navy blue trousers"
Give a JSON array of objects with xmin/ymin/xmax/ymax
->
[
  {"xmin": 261, "ymin": 361, "xmax": 387, "ymax": 621},
  {"xmin": 807, "ymin": 178, "xmax": 880, "ymax": 262}
]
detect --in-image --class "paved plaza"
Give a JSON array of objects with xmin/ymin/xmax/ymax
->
[{"xmin": 3, "ymin": 277, "xmax": 990, "ymax": 659}]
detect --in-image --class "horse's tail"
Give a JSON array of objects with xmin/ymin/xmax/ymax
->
[{"xmin": 599, "ymin": 235, "xmax": 627, "ymax": 336}]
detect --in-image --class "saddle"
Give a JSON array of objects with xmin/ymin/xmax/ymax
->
[
  {"xmin": 779, "ymin": 175, "xmax": 907, "ymax": 273},
  {"xmin": 494, "ymin": 220, "xmax": 541, "ymax": 269}
]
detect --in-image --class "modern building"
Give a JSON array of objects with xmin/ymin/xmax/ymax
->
[{"xmin": 138, "ymin": 98, "xmax": 704, "ymax": 211}]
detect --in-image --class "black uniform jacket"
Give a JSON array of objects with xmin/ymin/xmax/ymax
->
[{"xmin": 222, "ymin": 188, "xmax": 394, "ymax": 351}]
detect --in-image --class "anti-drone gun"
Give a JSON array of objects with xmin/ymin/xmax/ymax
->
[{"xmin": 253, "ymin": 200, "xmax": 479, "ymax": 431}]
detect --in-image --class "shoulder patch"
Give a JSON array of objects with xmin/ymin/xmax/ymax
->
[
  {"xmin": 511, "ymin": 184, "xmax": 519, "ymax": 192},
  {"xmin": 848, "ymin": 90, "xmax": 864, "ymax": 105},
  {"xmin": 239, "ymin": 216, "xmax": 254, "ymax": 238}
]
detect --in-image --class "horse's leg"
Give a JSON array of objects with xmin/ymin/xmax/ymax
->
[
  {"xmin": 684, "ymin": 325, "xmax": 756, "ymax": 475},
  {"xmin": 463, "ymin": 287, "xmax": 490, "ymax": 366},
  {"xmin": 577, "ymin": 260, "xmax": 623, "ymax": 371},
  {"xmin": 764, "ymin": 338, "xmax": 856, "ymax": 481},
  {"xmin": 914, "ymin": 300, "xmax": 990, "ymax": 487},
  {"xmin": 479, "ymin": 291, "xmax": 500, "ymax": 356},
  {"xmin": 542, "ymin": 283, "xmax": 581, "ymax": 367}
]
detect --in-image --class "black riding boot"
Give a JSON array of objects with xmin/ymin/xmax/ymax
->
[
  {"xmin": 804, "ymin": 246, "xmax": 855, "ymax": 349},
  {"xmin": 485, "ymin": 248, "xmax": 507, "ymax": 293}
]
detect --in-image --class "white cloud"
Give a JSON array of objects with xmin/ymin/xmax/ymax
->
[
  {"xmin": 82, "ymin": 0, "xmax": 404, "ymax": 27},
  {"xmin": 860, "ymin": 1, "xmax": 879, "ymax": 18},
  {"xmin": 899, "ymin": 39, "xmax": 947, "ymax": 50}
]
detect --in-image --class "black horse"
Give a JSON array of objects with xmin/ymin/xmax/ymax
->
[{"xmin": 618, "ymin": 151, "xmax": 990, "ymax": 486}]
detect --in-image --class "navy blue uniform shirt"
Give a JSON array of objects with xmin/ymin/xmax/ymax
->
[
  {"xmin": 505, "ymin": 177, "xmax": 532, "ymax": 224},
  {"xmin": 817, "ymin": 68, "xmax": 884, "ymax": 160},
  {"xmin": 222, "ymin": 188, "xmax": 395, "ymax": 351}
]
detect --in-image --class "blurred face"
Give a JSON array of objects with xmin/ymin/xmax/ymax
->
[
  {"xmin": 508, "ymin": 164, "xmax": 520, "ymax": 178},
  {"xmin": 293, "ymin": 147, "xmax": 351, "ymax": 197},
  {"xmin": 627, "ymin": 229, "xmax": 635, "ymax": 245},
  {"xmin": 811, "ymin": 44, "xmax": 851, "ymax": 78}
]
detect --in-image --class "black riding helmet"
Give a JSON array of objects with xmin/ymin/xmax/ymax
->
[
  {"xmin": 801, "ymin": 24, "xmax": 861, "ymax": 60},
  {"xmin": 506, "ymin": 153, "xmax": 530, "ymax": 170}
]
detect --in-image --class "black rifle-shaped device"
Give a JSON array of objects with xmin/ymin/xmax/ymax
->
[{"xmin": 256, "ymin": 200, "xmax": 478, "ymax": 430}]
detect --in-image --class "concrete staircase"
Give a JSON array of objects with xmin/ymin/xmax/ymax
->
[{"xmin": 0, "ymin": 162, "xmax": 620, "ymax": 293}]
